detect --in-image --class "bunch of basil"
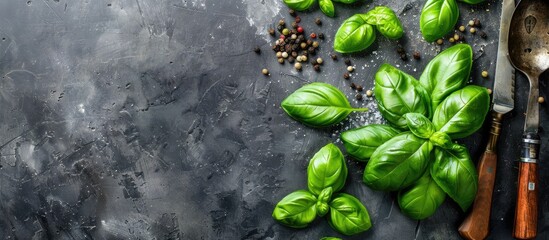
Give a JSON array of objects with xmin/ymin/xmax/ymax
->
[
  {"xmin": 283, "ymin": 0, "xmax": 358, "ymax": 18},
  {"xmin": 272, "ymin": 143, "xmax": 372, "ymax": 235},
  {"xmin": 334, "ymin": 6, "xmax": 403, "ymax": 53},
  {"xmin": 341, "ymin": 44, "xmax": 490, "ymax": 219},
  {"xmin": 420, "ymin": 0, "xmax": 485, "ymax": 42}
]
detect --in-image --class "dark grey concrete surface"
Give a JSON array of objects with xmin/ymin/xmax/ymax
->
[{"xmin": 0, "ymin": 0, "xmax": 547, "ymax": 239}]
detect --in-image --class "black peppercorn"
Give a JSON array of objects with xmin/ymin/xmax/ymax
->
[
  {"xmin": 413, "ymin": 51, "xmax": 420, "ymax": 60},
  {"xmin": 291, "ymin": 51, "xmax": 298, "ymax": 58},
  {"xmin": 291, "ymin": 22, "xmax": 298, "ymax": 29},
  {"xmin": 314, "ymin": 18, "xmax": 322, "ymax": 25},
  {"xmin": 356, "ymin": 93, "xmax": 363, "ymax": 100},
  {"xmin": 479, "ymin": 31, "xmax": 487, "ymax": 39},
  {"xmin": 268, "ymin": 28, "xmax": 275, "ymax": 36},
  {"xmin": 308, "ymin": 47, "xmax": 316, "ymax": 55},
  {"xmin": 396, "ymin": 47, "xmax": 405, "ymax": 54},
  {"xmin": 289, "ymin": 9, "xmax": 296, "ymax": 17},
  {"xmin": 277, "ymin": 25, "xmax": 284, "ymax": 32},
  {"xmin": 306, "ymin": 39, "xmax": 313, "ymax": 46},
  {"xmin": 318, "ymin": 33, "xmax": 324, "ymax": 40},
  {"xmin": 356, "ymin": 85, "xmax": 363, "ymax": 92},
  {"xmin": 278, "ymin": 19, "xmax": 285, "ymax": 26},
  {"xmin": 295, "ymin": 16, "xmax": 301, "ymax": 23},
  {"xmin": 313, "ymin": 64, "xmax": 320, "ymax": 71},
  {"xmin": 345, "ymin": 73, "xmax": 351, "ymax": 80},
  {"xmin": 400, "ymin": 53, "xmax": 408, "ymax": 61},
  {"xmin": 350, "ymin": 82, "xmax": 356, "ymax": 89},
  {"xmin": 331, "ymin": 54, "xmax": 338, "ymax": 60},
  {"xmin": 473, "ymin": 18, "xmax": 481, "ymax": 28},
  {"xmin": 254, "ymin": 47, "xmax": 261, "ymax": 54},
  {"xmin": 288, "ymin": 56, "xmax": 295, "ymax": 63},
  {"xmin": 344, "ymin": 59, "xmax": 351, "ymax": 66}
]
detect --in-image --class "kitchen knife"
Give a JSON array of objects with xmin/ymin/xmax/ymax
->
[{"xmin": 458, "ymin": 0, "xmax": 516, "ymax": 239}]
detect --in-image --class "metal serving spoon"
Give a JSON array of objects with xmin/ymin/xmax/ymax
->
[{"xmin": 508, "ymin": 0, "xmax": 549, "ymax": 238}]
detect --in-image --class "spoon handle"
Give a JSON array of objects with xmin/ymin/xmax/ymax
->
[{"xmin": 513, "ymin": 134, "xmax": 539, "ymax": 239}]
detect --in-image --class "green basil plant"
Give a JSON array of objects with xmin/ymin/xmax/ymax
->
[
  {"xmin": 283, "ymin": 0, "xmax": 358, "ymax": 18},
  {"xmin": 281, "ymin": 82, "xmax": 367, "ymax": 128},
  {"xmin": 273, "ymin": 143, "xmax": 372, "ymax": 235},
  {"xmin": 341, "ymin": 44, "xmax": 490, "ymax": 220},
  {"xmin": 420, "ymin": 0, "xmax": 485, "ymax": 42},
  {"xmin": 334, "ymin": 6, "xmax": 403, "ymax": 53}
]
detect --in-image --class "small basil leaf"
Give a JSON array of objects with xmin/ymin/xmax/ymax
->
[
  {"xmin": 431, "ymin": 145, "xmax": 478, "ymax": 211},
  {"xmin": 398, "ymin": 170, "xmax": 446, "ymax": 220},
  {"xmin": 316, "ymin": 187, "xmax": 333, "ymax": 217},
  {"xmin": 320, "ymin": 237, "xmax": 343, "ymax": 240},
  {"xmin": 340, "ymin": 124, "xmax": 401, "ymax": 161},
  {"xmin": 432, "ymin": 85, "xmax": 490, "ymax": 139},
  {"xmin": 332, "ymin": 0, "xmax": 357, "ymax": 3},
  {"xmin": 364, "ymin": 6, "xmax": 404, "ymax": 39},
  {"xmin": 419, "ymin": 44, "xmax": 473, "ymax": 111},
  {"xmin": 319, "ymin": 0, "xmax": 335, "ymax": 17},
  {"xmin": 404, "ymin": 113, "xmax": 435, "ymax": 139},
  {"xmin": 281, "ymin": 82, "xmax": 367, "ymax": 128},
  {"xmin": 364, "ymin": 132, "xmax": 432, "ymax": 191},
  {"xmin": 272, "ymin": 190, "xmax": 318, "ymax": 228},
  {"xmin": 458, "ymin": 0, "xmax": 485, "ymax": 4},
  {"xmin": 328, "ymin": 193, "xmax": 372, "ymax": 235},
  {"xmin": 283, "ymin": 0, "xmax": 316, "ymax": 11},
  {"xmin": 429, "ymin": 131, "xmax": 453, "ymax": 149},
  {"xmin": 308, "ymin": 143, "xmax": 348, "ymax": 195},
  {"xmin": 374, "ymin": 64, "xmax": 429, "ymax": 129},
  {"xmin": 420, "ymin": 0, "xmax": 459, "ymax": 42},
  {"xmin": 334, "ymin": 14, "xmax": 376, "ymax": 53}
]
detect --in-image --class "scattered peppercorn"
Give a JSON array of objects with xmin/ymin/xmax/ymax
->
[
  {"xmin": 487, "ymin": 88, "xmax": 492, "ymax": 95},
  {"xmin": 436, "ymin": 39, "xmax": 444, "ymax": 45},
  {"xmin": 310, "ymin": 33, "xmax": 317, "ymax": 39},
  {"xmin": 473, "ymin": 18, "xmax": 481, "ymax": 28},
  {"xmin": 262, "ymin": 68, "xmax": 269, "ymax": 75},
  {"xmin": 278, "ymin": 58, "xmax": 285, "ymax": 64},
  {"xmin": 413, "ymin": 51, "xmax": 421, "ymax": 60},
  {"xmin": 291, "ymin": 34, "xmax": 297, "ymax": 40},
  {"xmin": 295, "ymin": 16, "xmax": 301, "ymax": 23},
  {"xmin": 312, "ymin": 41, "xmax": 319, "ymax": 48},
  {"xmin": 296, "ymin": 56, "xmax": 302, "ymax": 62},
  {"xmin": 289, "ymin": 9, "xmax": 296, "ymax": 17},
  {"xmin": 453, "ymin": 33, "xmax": 460, "ymax": 41},
  {"xmin": 400, "ymin": 53, "xmax": 408, "ymax": 61},
  {"xmin": 308, "ymin": 47, "xmax": 316, "ymax": 55},
  {"xmin": 279, "ymin": 19, "xmax": 285, "ymax": 26},
  {"xmin": 277, "ymin": 25, "xmax": 284, "ymax": 32},
  {"xmin": 313, "ymin": 64, "xmax": 321, "ymax": 71},
  {"xmin": 345, "ymin": 59, "xmax": 351, "ymax": 66},
  {"xmin": 291, "ymin": 51, "xmax": 298, "ymax": 58},
  {"xmin": 291, "ymin": 22, "xmax": 298, "ymax": 29},
  {"xmin": 539, "ymin": 96, "xmax": 545, "ymax": 103},
  {"xmin": 481, "ymin": 70, "xmax": 489, "ymax": 78},
  {"xmin": 282, "ymin": 52, "xmax": 289, "ymax": 58},
  {"xmin": 396, "ymin": 47, "xmax": 405, "ymax": 54},
  {"xmin": 350, "ymin": 82, "xmax": 356, "ymax": 89},
  {"xmin": 316, "ymin": 58, "xmax": 323, "ymax": 64},
  {"xmin": 282, "ymin": 28, "xmax": 290, "ymax": 36},
  {"xmin": 279, "ymin": 34, "xmax": 286, "ymax": 40},
  {"xmin": 449, "ymin": 38, "xmax": 455, "ymax": 43},
  {"xmin": 347, "ymin": 66, "xmax": 354, "ymax": 72},
  {"xmin": 468, "ymin": 20, "xmax": 475, "ymax": 27},
  {"xmin": 459, "ymin": 25, "xmax": 465, "ymax": 32},
  {"xmin": 479, "ymin": 31, "xmax": 487, "ymax": 39},
  {"xmin": 344, "ymin": 73, "xmax": 350, "ymax": 80},
  {"xmin": 356, "ymin": 85, "xmax": 363, "ymax": 92},
  {"xmin": 276, "ymin": 51, "xmax": 282, "ymax": 58},
  {"xmin": 297, "ymin": 26, "xmax": 304, "ymax": 33},
  {"xmin": 315, "ymin": 18, "xmax": 322, "ymax": 25},
  {"xmin": 301, "ymin": 55, "xmax": 308, "ymax": 62},
  {"xmin": 469, "ymin": 27, "xmax": 476, "ymax": 34},
  {"xmin": 294, "ymin": 62, "xmax": 302, "ymax": 70},
  {"xmin": 300, "ymin": 42, "xmax": 307, "ymax": 49},
  {"xmin": 306, "ymin": 39, "xmax": 313, "ymax": 45},
  {"xmin": 366, "ymin": 89, "xmax": 373, "ymax": 97},
  {"xmin": 254, "ymin": 47, "xmax": 261, "ymax": 54},
  {"xmin": 288, "ymin": 56, "xmax": 295, "ymax": 63},
  {"xmin": 331, "ymin": 54, "xmax": 338, "ymax": 60},
  {"xmin": 268, "ymin": 28, "xmax": 275, "ymax": 36},
  {"xmin": 318, "ymin": 33, "xmax": 324, "ymax": 40},
  {"xmin": 356, "ymin": 93, "xmax": 363, "ymax": 100}
]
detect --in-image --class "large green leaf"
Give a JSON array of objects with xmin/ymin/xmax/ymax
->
[
  {"xmin": 363, "ymin": 132, "xmax": 432, "ymax": 191},
  {"xmin": 340, "ymin": 124, "xmax": 400, "ymax": 161},
  {"xmin": 364, "ymin": 6, "xmax": 404, "ymax": 39},
  {"xmin": 420, "ymin": 0, "xmax": 459, "ymax": 42},
  {"xmin": 283, "ymin": 0, "xmax": 316, "ymax": 11},
  {"xmin": 319, "ymin": 0, "xmax": 335, "ymax": 17},
  {"xmin": 272, "ymin": 190, "xmax": 318, "ymax": 228},
  {"xmin": 307, "ymin": 143, "xmax": 348, "ymax": 195},
  {"xmin": 328, "ymin": 193, "xmax": 372, "ymax": 235},
  {"xmin": 334, "ymin": 14, "xmax": 376, "ymax": 53},
  {"xmin": 316, "ymin": 187, "xmax": 333, "ymax": 217},
  {"xmin": 398, "ymin": 170, "xmax": 446, "ymax": 220}
]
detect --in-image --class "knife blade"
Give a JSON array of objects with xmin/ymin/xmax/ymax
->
[{"xmin": 458, "ymin": 0, "xmax": 515, "ymax": 239}]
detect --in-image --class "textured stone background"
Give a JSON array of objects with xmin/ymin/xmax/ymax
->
[{"xmin": 0, "ymin": 0, "xmax": 548, "ymax": 239}]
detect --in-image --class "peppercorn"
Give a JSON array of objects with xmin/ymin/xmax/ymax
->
[
  {"xmin": 295, "ymin": 16, "xmax": 301, "ymax": 23},
  {"xmin": 449, "ymin": 37, "xmax": 455, "ymax": 43},
  {"xmin": 356, "ymin": 85, "xmax": 363, "ymax": 92},
  {"xmin": 481, "ymin": 70, "xmax": 489, "ymax": 78},
  {"xmin": 254, "ymin": 47, "xmax": 261, "ymax": 54},
  {"xmin": 468, "ymin": 20, "xmax": 475, "ymax": 27},
  {"xmin": 436, "ymin": 39, "xmax": 443, "ymax": 45},
  {"xmin": 272, "ymin": 45, "xmax": 278, "ymax": 52},
  {"xmin": 396, "ymin": 47, "xmax": 405, "ymax": 54},
  {"xmin": 297, "ymin": 26, "xmax": 304, "ymax": 33},
  {"xmin": 459, "ymin": 25, "xmax": 465, "ymax": 32},
  {"xmin": 279, "ymin": 35, "xmax": 286, "ymax": 40},
  {"xmin": 344, "ymin": 73, "xmax": 350, "ymax": 80},
  {"xmin": 279, "ymin": 19, "xmax": 285, "ymax": 26},
  {"xmin": 291, "ymin": 22, "xmax": 298, "ymax": 29},
  {"xmin": 347, "ymin": 66, "xmax": 354, "ymax": 72},
  {"xmin": 344, "ymin": 59, "xmax": 351, "ymax": 66},
  {"xmin": 366, "ymin": 89, "xmax": 373, "ymax": 97},
  {"xmin": 539, "ymin": 97, "xmax": 545, "ymax": 103},
  {"xmin": 300, "ymin": 42, "xmax": 307, "ymax": 49},
  {"xmin": 350, "ymin": 82, "xmax": 356, "ymax": 89},
  {"xmin": 278, "ymin": 58, "xmax": 284, "ymax": 64},
  {"xmin": 308, "ymin": 47, "xmax": 316, "ymax": 55},
  {"xmin": 313, "ymin": 64, "xmax": 321, "ymax": 71},
  {"xmin": 276, "ymin": 51, "xmax": 282, "ymax": 58},
  {"xmin": 487, "ymin": 88, "xmax": 492, "ymax": 95},
  {"xmin": 302, "ymin": 50, "xmax": 308, "ymax": 56},
  {"xmin": 331, "ymin": 54, "xmax": 338, "ymax": 60},
  {"xmin": 479, "ymin": 31, "xmax": 487, "ymax": 39},
  {"xmin": 469, "ymin": 27, "xmax": 476, "ymax": 34},
  {"xmin": 288, "ymin": 56, "xmax": 295, "ymax": 63},
  {"xmin": 315, "ymin": 17, "xmax": 322, "ymax": 25},
  {"xmin": 291, "ymin": 34, "xmax": 297, "ymax": 40},
  {"xmin": 268, "ymin": 28, "xmax": 275, "ymax": 36},
  {"xmin": 282, "ymin": 28, "xmax": 290, "ymax": 36},
  {"xmin": 312, "ymin": 41, "xmax": 319, "ymax": 48},
  {"xmin": 282, "ymin": 52, "xmax": 289, "ymax": 58},
  {"xmin": 262, "ymin": 68, "xmax": 269, "ymax": 75},
  {"xmin": 400, "ymin": 53, "xmax": 408, "ymax": 61},
  {"xmin": 473, "ymin": 18, "xmax": 481, "ymax": 28},
  {"xmin": 294, "ymin": 62, "xmax": 302, "ymax": 70},
  {"xmin": 306, "ymin": 39, "xmax": 313, "ymax": 46},
  {"xmin": 413, "ymin": 51, "xmax": 420, "ymax": 60},
  {"xmin": 301, "ymin": 55, "xmax": 308, "ymax": 62},
  {"xmin": 277, "ymin": 25, "xmax": 284, "ymax": 32},
  {"xmin": 289, "ymin": 9, "xmax": 296, "ymax": 17},
  {"xmin": 356, "ymin": 93, "xmax": 363, "ymax": 101},
  {"xmin": 316, "ymin": 58, "xmax": 323, "ymax": 65},
  {"xmin": 318, "ymin": 33, "xmax": 324, "ymax": 40},
  {"xmin": 296, "ymin": 56, "xmax": 302, "ymax": 62},
  {"xmin": 291, "ymin": 51, "xmax": 298, "ymax": 58}
]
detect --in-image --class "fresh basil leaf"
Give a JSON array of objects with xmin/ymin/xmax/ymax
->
[
  {"xmin": 429, "ymin": 131, "xmax": 453, "ymax": 149},
  {"xmin": 283, "ymin": 0, "xmax": 316, "ymax": 11},
  {"xmin": 374, "ymin": 64, "xmax": 429, "ymax": 129},
  {"xmin": 364, "ymin": 132, "xmax": 432, "ymax": 191},
  {"xmin": 281, "ymin": 82, "xmax": 367, "ymax": 128},
  {"xmin": 404, "ymin": 113, "xmax": 435, "ymax": 139},
  {"xmin": 320, "ymin": 237, "xmax": 342, "ymax": 240},
  {"xmin": 334, "ymin": 14, "xmax": 376, "ymax": 53},
  {"xmin": 319, "ymin": 0, "xmax": 335, "ymax": 17},
  {"xmin": 458, "ymin": 0, "xmax": 485, "ymax": 4},
  {"xmin": 332, "ymin": 0, "xmax": 357, "ymax": 3},
  {"xmin": 432, "ymin": 85, "xmax": 490, "ymax": 139},
  {"xmin": 364, "ymin": 6, "xmax": 404, "ymax": 39},
  {"xmin": 398, "ymin": 170, "xmax": 446, "ymax": 220},
  {"xmin": 420, "ymin": 0, "xmax": 459, "ymax": 42},
  {"xmin": 316, "ymin": 187, "xmax": 333, "ymax": 217},
  {"xmin": 431, "ymin": 145, "xmax": 478, "ymax": 211},
  {"xmin": 328, "ymin": 193, "xmax": 372, "ymax": 235},
  {"xmin": 308, "ymin": 143, "xmax": 348, "ymax": 195},
  {"xmin": 272, "ymin": 190, "xmax": 318, "ymax": 228},
  {"xmin": 341, "ymin": 124, "xmax": 401, "ymax": 161},
  {"xmin": 419, "ymin": 44, "xmax": 472, "ymax": 111}
]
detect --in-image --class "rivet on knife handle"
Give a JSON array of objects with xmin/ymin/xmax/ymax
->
[
  {"xmin": 459, "ymin": 112, "xmax": 502, "ymax": 240},
  {"xmin": 513, "ymin": 133, "xmax": 539, "ymax": 239}
]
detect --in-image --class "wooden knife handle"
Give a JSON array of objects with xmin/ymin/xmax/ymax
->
[
  {"xmin": 459, "ymin": 112, "xmax": 502, "ymax": 240},
  {"xmin": 513, "ymin": 134, "xmax": 540, "ymax": 239}
]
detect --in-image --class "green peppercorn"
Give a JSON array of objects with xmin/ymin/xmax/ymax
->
[
  {"xmin": 282, "ymin": 28, "xmax": 290, "ymax": 36},
  {"xmin": 312, "ymin": 41, "xmax": 319, "ymax": 48}
]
